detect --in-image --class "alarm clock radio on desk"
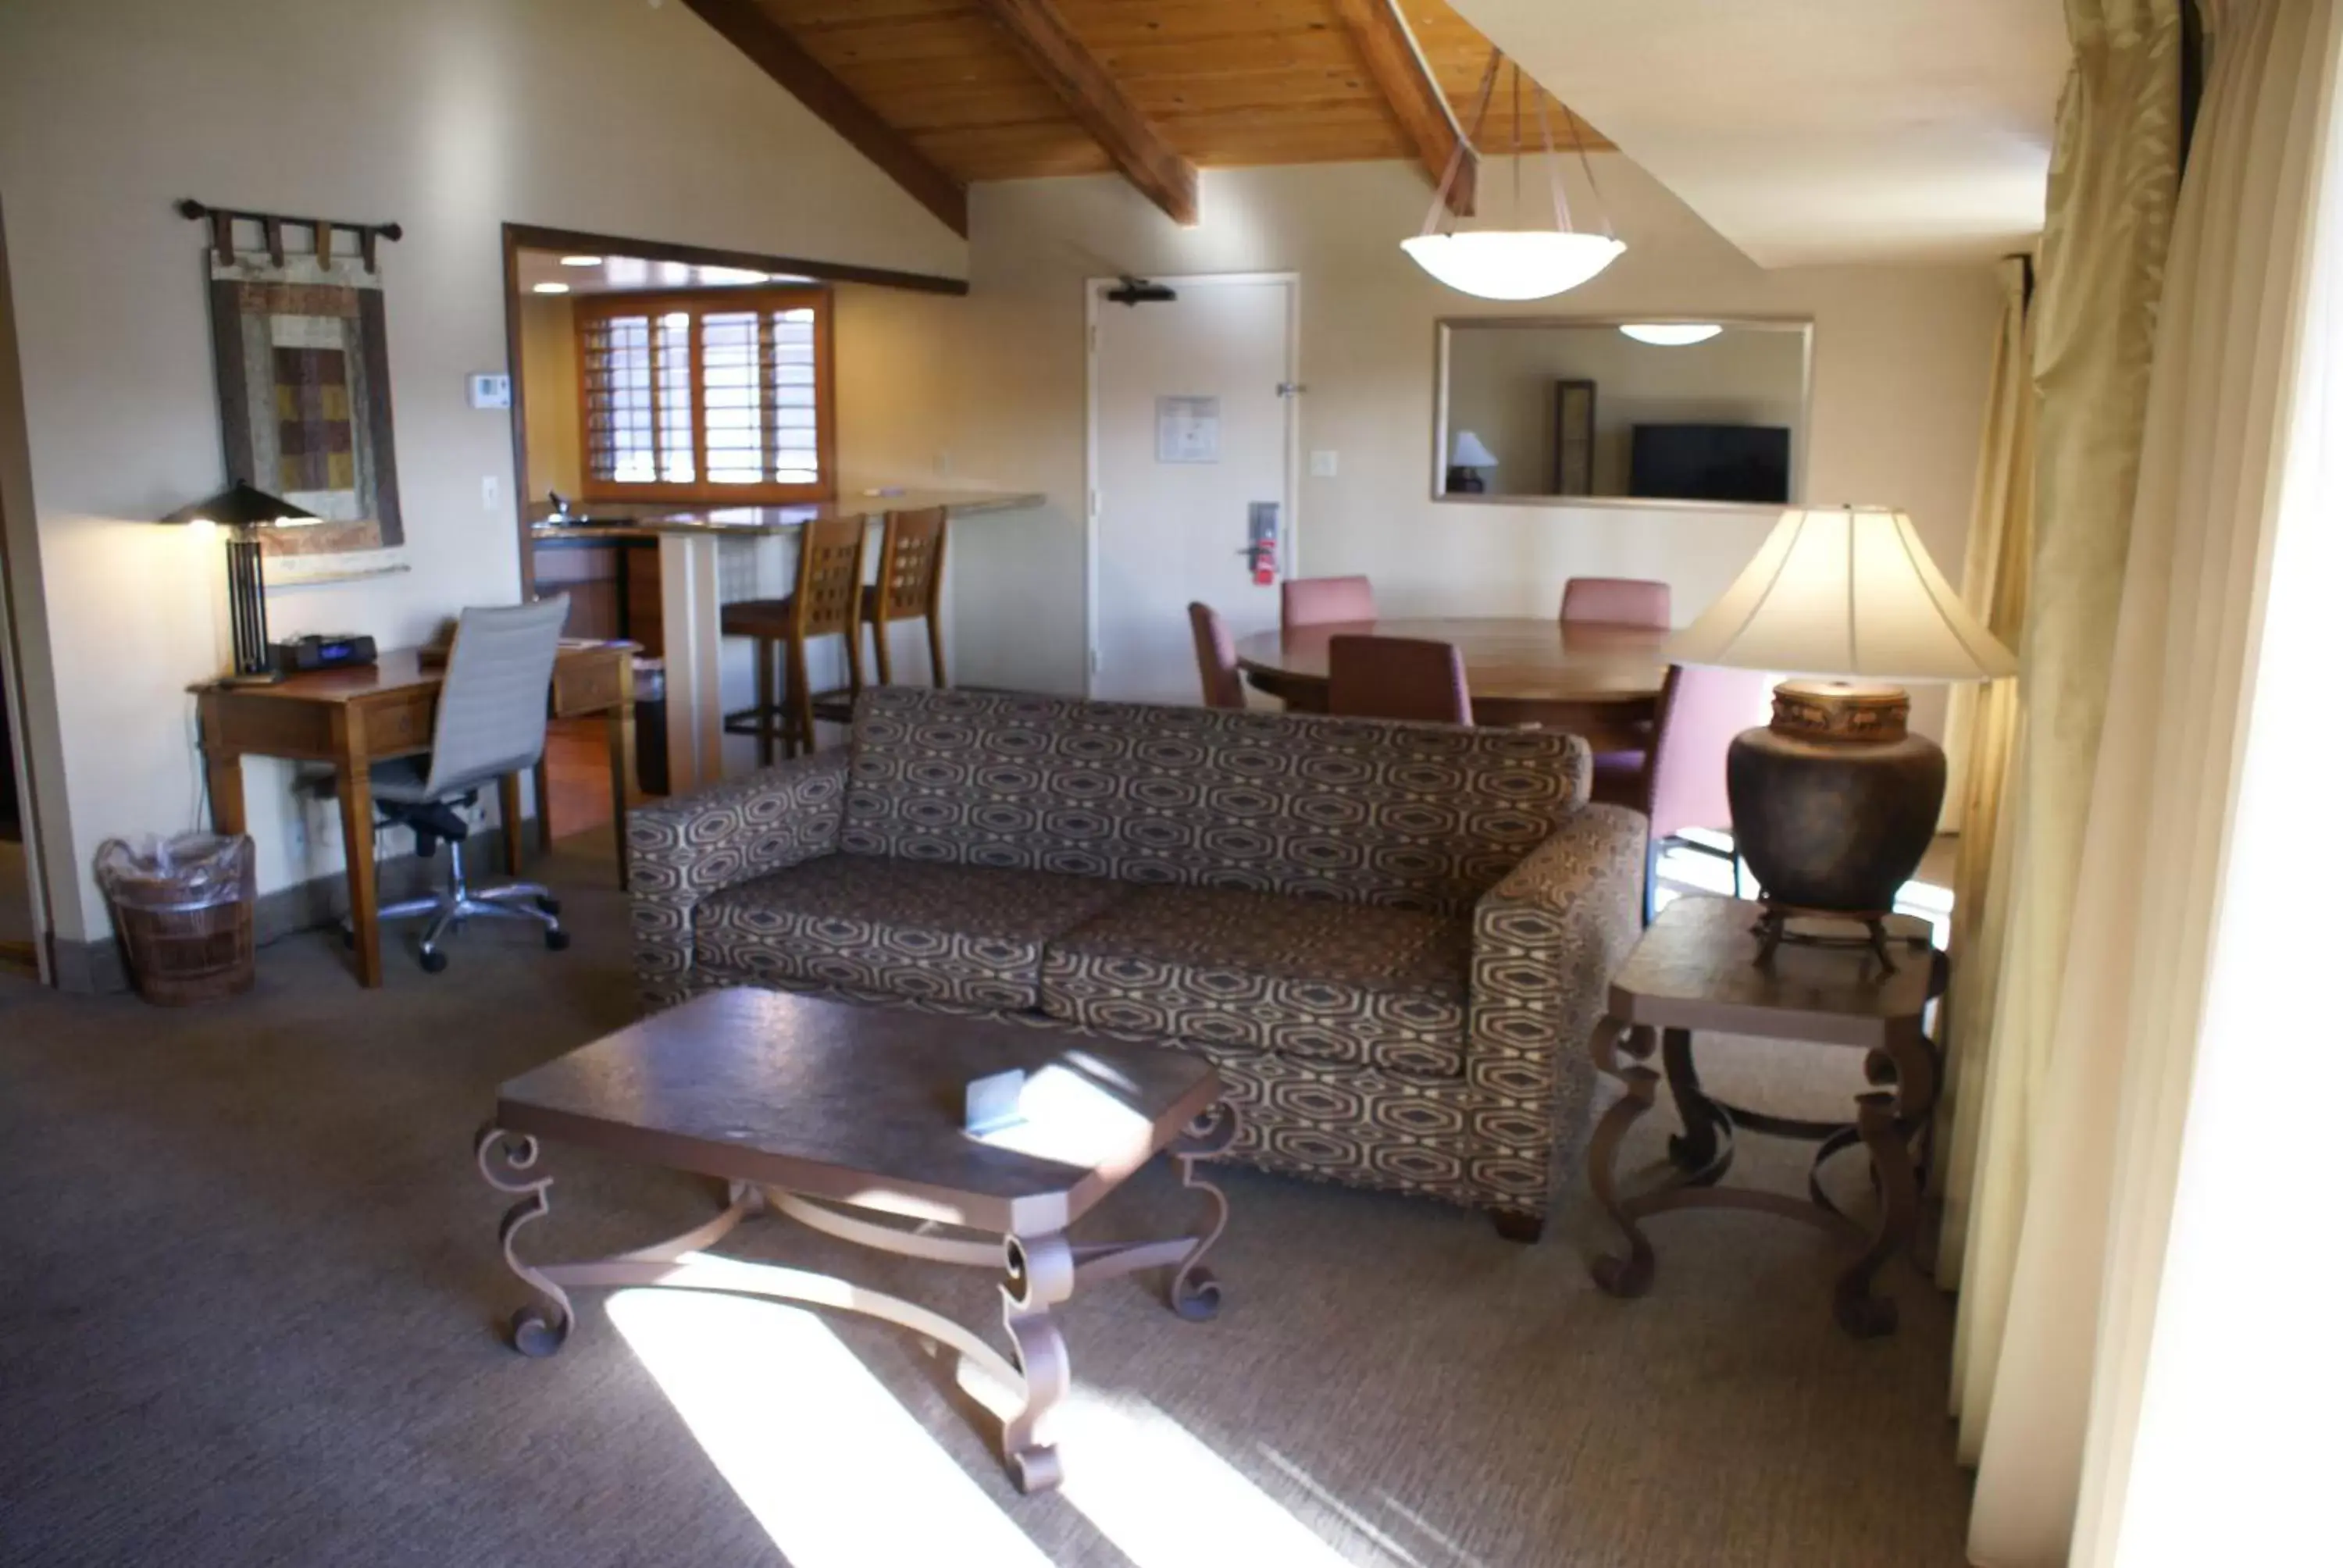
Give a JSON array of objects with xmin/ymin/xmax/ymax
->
[{"xmin": 271, "ymin": 633, "xmax": 378, "ymax": 675}]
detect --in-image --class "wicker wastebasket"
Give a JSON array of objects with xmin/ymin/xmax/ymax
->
[{"xmin": 95, "ymin": 833, "xmax": 257, "ymax": 1006}]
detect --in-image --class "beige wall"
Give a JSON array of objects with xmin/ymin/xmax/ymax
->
[
  {"xmin": 515, "ymin": 294, "xmax": 582, "ymax": 501},
  {"xmin": 0, "ymin": 0, "xmax": 965, "ymax": 942},
  {"xmin": 947, "ymin": 158, "xmax": 2001, "ymax": 746}
]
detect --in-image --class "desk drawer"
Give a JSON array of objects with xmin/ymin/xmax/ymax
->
[
  {"xmin": 553, "ymin": 654, "xmax": 625, "ymax": 716},
  {"xmin": 362, "ymin": 693, "xmax": 436, "ymax": 754}
]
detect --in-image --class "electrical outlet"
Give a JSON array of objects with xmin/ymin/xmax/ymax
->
[
  {"xmin": 481, "ymin": 475, "xmax": 500, "ymax": 511},
  {"xmin": 1309, "ymin": 450, "xmax": 1339, "ymax": 478}
]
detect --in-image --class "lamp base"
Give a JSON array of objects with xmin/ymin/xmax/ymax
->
[
  {"xmin": 1728, "ymin": 679, "xmax": 1945, "ymax": 922},
  {"xmin": 1749, "ymin": 900, "xmax": 1933, "ymax": 971},
  {"xmin": 215, "ymin": 668, "xmax": 287, "ymax": 687}
]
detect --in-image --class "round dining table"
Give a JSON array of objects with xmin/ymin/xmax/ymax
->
[{"xmin": 1234, "ymin": 617, "xmax": 1671, "ymax": 751}]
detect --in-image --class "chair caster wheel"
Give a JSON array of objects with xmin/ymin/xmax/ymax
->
[
  {"xmin": 544, "ymin": 928, "xmax": 571, "ymax": 952},
  {"xmin": 420, "ymin": 949, "xmax": 450, "ymax": 975},
  {"xmin": 537, "ymin": 896, "xmax": 562, "ymax": 917}
]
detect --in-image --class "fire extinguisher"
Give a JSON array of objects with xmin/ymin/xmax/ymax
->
[{"xmin": 1244, "ymin": 501, "xmax": 1279, "ymax": 585}]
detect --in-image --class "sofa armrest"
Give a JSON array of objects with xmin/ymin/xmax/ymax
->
[
  {"xmin": 626, "ymin": 750, "xmax": 850, "ymax": 1008},
  {"xmin": 1467, "ymin": 803, "xmax": 1648, "ymax": 1211}
]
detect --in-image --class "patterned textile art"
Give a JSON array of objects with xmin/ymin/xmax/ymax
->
[{"xmin": 206, "ymin": 255, "xmax": 403, "ymax": 556}]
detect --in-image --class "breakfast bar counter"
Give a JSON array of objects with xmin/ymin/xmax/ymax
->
[
  {"xmin": 526, "ymin": 486, "xmax": 1044, "ymax": 543},
  {"xmin": 530, "ymin": 486, "xmax": 1043, "ymax": 795}
]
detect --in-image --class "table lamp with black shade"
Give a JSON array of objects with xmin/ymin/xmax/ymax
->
[
  {"xmin": 162, "ymin": 481, "xmax": 321, "ymax": 685},
  {"xmin": 1665, "ymin": 504, "xmax": 2017, "ymax": 968}
]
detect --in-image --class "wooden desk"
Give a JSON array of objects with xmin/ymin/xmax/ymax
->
[
  {"xmin": 1234, "ymin": 617, "xmax": 1669, "ymax": 750},
  {"xmin": 194, "ymin": 643, "xmax": 636, "ymax": 988}
]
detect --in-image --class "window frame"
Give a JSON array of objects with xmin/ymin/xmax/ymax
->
[{"xmin": 572, "ymin": 285, "xmax": 836, "ymax": 505}]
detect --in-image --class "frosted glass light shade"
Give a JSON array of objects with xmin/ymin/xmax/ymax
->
[
  {"xmin": 1667, "ymin": 505, "xmax": 2017, "ymax": 682},
  {"xmin": 1451, "ymin": 430, "xmax": 1500, "ymax": 467},
  {"xmin": 1620, "ymin": 322, "xmax": 1723, "ymax": 346},
  {"xmin": 1401, "ymin": 231, "xmax": 1626, "ymax": 301}
]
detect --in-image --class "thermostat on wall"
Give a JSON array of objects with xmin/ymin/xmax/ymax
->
[{"xmin": 467, "ymin": 373, "xmax": 512, "ymax": 409}]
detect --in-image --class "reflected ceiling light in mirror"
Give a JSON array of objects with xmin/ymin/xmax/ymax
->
[
  {"xmin": 531, "ymin": 281, "xmax": 570, "ymax": 294},
  {"xmin": 698, "ymin": 265, "xmax": 769, "ymax": 285},
  {"xmin": 559, "ymin": 254, "xmax": 603, "ymax": 267},
  {"xmin": 1620, "ymin": 323, "xmax": 1724, "ymax": 346},
  {"xmin": 1402, "ymin": 52, "xmax": 1624, "ymax": 302}
]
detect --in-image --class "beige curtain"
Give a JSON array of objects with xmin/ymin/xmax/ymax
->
[
  {"xmin": 1948, "ymin": 0, "xmax": 2182, "ymax": 1493},
  {"xmin": 1934, "ymin": 257, "xmax": 2034, "ymax": 1256},
  {"xmin": 1957, "ymin": 1, "xmax": 2343, "ymax": 1563},
  {"xmin": 2061, "ymin": 2, "xmax": 2343, "ymax": 1560}
]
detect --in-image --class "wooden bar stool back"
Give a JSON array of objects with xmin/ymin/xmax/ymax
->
[
  {"xmin": 863, "ymin": 506, "xmax": 949, "ymax": 686},
  {"xmin": 720, "ymin": 515, "xmax": 867, "ymax": 763}
]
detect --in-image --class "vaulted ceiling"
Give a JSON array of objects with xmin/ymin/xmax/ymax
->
[
  {"xmin": 679, "ymin": 0, "xmax": 1607, "ymax": 236},
  {"xmin": 1452, "ymin": 0, "xmax": 2064, "ymax": 265}
]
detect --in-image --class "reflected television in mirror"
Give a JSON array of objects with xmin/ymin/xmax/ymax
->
[{"xmin": 1433, "ymin": 317, "xmax": 1811, "ymax": 507}]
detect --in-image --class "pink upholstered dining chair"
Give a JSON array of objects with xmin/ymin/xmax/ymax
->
[
  {"xmin": 1187, "ymin": 601, "xmax": 1244, "ymax": 709},
  {"xmin": 1560, "ymin": 576, "xmax": 1672, "ymax": 629},
  {"xmin": 1280, "ymin": 574, "xmax": 1377, "ymax": 631},
  {"xmin": 1592, "ymin": 663, "xmax": 1773, "ymax": 920},
  {"xmin": 1325, "ymin": 635, "xmax": 1471, "ymax": 725}
]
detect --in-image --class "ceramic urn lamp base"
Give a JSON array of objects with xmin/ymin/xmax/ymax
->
[{"xmin": 1727, "ymin": 679, "xmax": 1945, "ymax": 971}]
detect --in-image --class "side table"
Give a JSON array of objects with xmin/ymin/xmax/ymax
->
[{"xmin": 1584, "ymin": 895, "xmax": 1945, "ymax": 1338}]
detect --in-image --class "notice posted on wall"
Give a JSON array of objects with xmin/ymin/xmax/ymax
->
[{"xmin": 1155, "ymin": 395, "xmax": 1221, "ymax": 464}]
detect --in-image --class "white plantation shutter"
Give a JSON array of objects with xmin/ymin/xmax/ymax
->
[
  {"xmin": 578, "ymin": 288, "xmax": 830, "ymax": 499},
  {"xmin": 769, "ymin": 307, "xmax": 819, "ymax": 484}
]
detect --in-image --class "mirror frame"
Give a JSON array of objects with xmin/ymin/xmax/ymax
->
[{"xmin": 1431, "ymin": 315, "xmax": 1815, "ymax": 511}]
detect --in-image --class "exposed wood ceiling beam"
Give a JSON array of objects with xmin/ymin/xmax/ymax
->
[
  {"xmin": 679, "ymin": 0, "xmax": 969, "ymax": 238},
  {"xmin": 1335, "ymin": 0, "xmax": 1478, "ymax": 216},
  {"xmin": 970, "ymin": 0, "xmax": 1200, "ymax": 226}
]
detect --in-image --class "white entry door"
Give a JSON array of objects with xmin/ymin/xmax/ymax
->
[{"xmin": 1088, "ymin": 274, "xmax": 1297, "ymax": 704}]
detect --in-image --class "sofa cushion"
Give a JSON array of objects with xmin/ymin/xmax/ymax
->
[
  {"xmin": 696, "ymin": 854, "xmax": 1129, "ymax": 1011},
  {"xmin": 839, "ymin": 686, "xmax": 1592, "ymax": 917},
  {"xmin": 1038, "ymin": 885, "xmax": 1472, "ymax": 1078}
]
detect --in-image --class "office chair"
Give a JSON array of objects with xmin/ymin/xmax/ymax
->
[{"xmin": 356, "ymin": 596, "xmax": 571, "ymax": 973}]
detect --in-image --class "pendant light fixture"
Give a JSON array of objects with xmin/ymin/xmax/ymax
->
[{"xmin": 1402, "ymin": 52, "xmax": 1624, "ymax": 301}]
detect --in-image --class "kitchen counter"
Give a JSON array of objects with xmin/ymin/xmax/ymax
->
[{"xmin": 530, "ymin": 486, "xmax": 1043, "ymax": 542}]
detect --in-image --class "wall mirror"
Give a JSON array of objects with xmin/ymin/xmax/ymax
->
[{"xmin": 1433, "ymin": 318, "xmax": 1812, "ymax": 507}]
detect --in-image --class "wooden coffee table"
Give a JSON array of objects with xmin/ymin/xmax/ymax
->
[{"xmin": 474, "ymin": 988, "xmax": 1234, "ymax": 1494}]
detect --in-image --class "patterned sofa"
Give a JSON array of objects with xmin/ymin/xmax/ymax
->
[{"xmin": 629, "ymin": 687, "xmax": 1645, "ymax": 1237}]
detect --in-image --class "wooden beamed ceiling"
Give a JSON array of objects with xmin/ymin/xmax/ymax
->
[{"xmin": 703, "ymin": 0, "xmax": 1609, "ymax": 232}]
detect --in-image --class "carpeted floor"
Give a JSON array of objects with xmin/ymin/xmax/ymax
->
[{"xmin": 0, "ymin": 840, "xmax": 1971, "ymax": 1567}]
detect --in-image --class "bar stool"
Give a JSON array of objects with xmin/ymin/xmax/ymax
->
[
  {"xmin": 719, "ymin": 515, "xmax": 867, "ymax": 764},
  {"xmin": 861, "ymin": 506, "xmax": 949, "ymax": 687}
]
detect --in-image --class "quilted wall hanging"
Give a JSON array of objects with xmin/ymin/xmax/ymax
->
[{"xmin": 191, "ymin": 201, "xmax": 405, "ymax": 563}]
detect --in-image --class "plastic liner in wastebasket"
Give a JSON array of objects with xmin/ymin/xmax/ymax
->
[
  {"xmin": 95, "ymin": 833, "xmax": 257, "ymax": 1004},
  {"xmin": 96, "ymin": 833, "xmax": 253, "ymax": 911}
]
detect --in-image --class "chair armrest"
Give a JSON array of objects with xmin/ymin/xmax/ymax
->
[
  {"xmin": 626, "ymin": 750, "xmax": 849, "ymax": 1008},
  {"xmin": 1467, "ymin": 803, "xmax": 1648, "ymax": 1208}
]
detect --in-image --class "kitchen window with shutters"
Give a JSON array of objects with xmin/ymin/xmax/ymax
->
[{"xmin": 575, "ymin": 287, "xmax": 835, "ymax": 503}]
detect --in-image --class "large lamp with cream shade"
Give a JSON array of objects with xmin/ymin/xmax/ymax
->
[{"xmin": 1667, "ymin": 504, "xmax": 2017, "ymax": 961}]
